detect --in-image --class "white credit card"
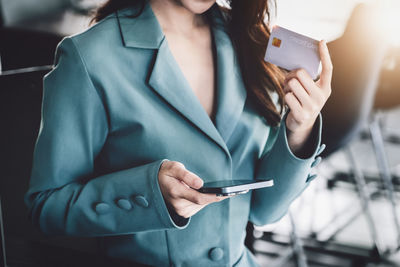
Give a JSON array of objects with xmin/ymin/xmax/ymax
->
[{"xmin": 264, "ymin": 25, "xmax": 321, "ymax": 79}]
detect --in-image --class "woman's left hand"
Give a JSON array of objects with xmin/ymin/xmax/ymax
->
[{"xmin": 283, "ymin": 40, "xmax": 333, "ymax": 153}]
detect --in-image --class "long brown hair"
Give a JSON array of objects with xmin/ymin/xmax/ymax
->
[{"xmin": 90, "ymin": 0, "xmax": 285, "ymax": 126}]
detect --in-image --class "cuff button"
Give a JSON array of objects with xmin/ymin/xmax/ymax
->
[
  {"xmin": 117, "ymin": 198, "xmax": 132, "ymax": 210},
  {"xmin": 133, "ymin": 195, "xmax": 149, "ymax": 208},
  {"xmin": 306, "ymin": 174, "xmax": 318, "ymax": 183},
  {"xmin": 316, "ymin": 144, "xmax": 326, "ymax": 155},
  {"xmin": 94, "ymin": 203, "xmax": 110, "ymax": 215},
  {"xmin": 311, "ymin": 156, "xmax": 322, "ymax": 168}
]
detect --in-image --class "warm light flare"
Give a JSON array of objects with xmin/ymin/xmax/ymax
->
[{"xmin": 376, "ymin": 0, "xmax": 400, "ymax": 46}]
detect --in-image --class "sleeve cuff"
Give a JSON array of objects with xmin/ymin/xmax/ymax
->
[
  {"xmin": 280, "ymin": 111, "xmax": 323, "ymax": 162},
  {"xmin": 257, "ymin": 111, "xmax": 324, "ymax": 186},
  {"xmin": 250, "ymin": 112, "xmax": 324, "ymax": 225},
  {"xmin": 150, "ymin": 159, "xmax": 191, "ymax": 230}
]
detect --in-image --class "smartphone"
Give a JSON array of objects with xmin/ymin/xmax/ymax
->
[{"xmin": 197, "ymin": 179, "xmax": 274, "ymax": 196}]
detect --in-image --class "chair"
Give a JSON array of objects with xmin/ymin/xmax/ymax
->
[
  {"xmin": 0, "ymin": 67, "xmax": 53, "ymax": 241},
  {"xmin": 0, "ymin": 67, "xmax": 142, "ymax": 266},
  {"xmin": 0, "ymin": 197, "xmax": 6, "ymax": 267},
  {"xmin": 315, "ymin": 2, "xmax": 400, "ymax": 260},
  {"xmin": 374, "ymin": 47, "xmax": 400, "ymax": 111},
  {"xmin": 0, "ymin": 0, "xmax": 4, "ymax": 27},
  {"xmin": 249, "ymin": 3, "xmax": 399, "ymax": 265},
  {"xmin": 320, "ymin": 3, "xmax": 388, "ymax": 156},
  {"xmin": 0, "ymin": 27, "xmax": 62, "ymax": 71}
]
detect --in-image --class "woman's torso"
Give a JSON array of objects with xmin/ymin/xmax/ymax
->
[{"xmin": 60, "ymin": 2, "xmax": 275, "ymax": 266}]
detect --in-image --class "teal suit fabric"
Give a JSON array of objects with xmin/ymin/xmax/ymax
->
[{"xmin": 24, "ymin": 1, "xmax": 324, "ymax": 266}]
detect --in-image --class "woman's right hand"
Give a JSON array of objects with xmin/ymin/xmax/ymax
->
[{"xmin": 158, "ymin": 160, "xmax": 229, "ymax": 218}]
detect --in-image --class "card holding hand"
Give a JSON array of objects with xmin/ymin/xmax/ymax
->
[{"xmin": 264, "ymin": 25, "xmax": 321, "ymax": 79}]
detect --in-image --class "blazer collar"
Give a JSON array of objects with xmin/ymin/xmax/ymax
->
[
  {"xmin": 116, "ymin": 1, "xmax": 164, "ymax": 49},
  {"xmin": 116, "ymin": 2, "xmax": 247, "ymax": 155}
]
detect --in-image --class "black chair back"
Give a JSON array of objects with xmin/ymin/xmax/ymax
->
[
  {"xmin": 0, "ymin": 198, "xmax": 6, "ymax": 267},
  {"xmin": 0, "ymin": 67, "xmax": 54, "ymax": 241},
  {"xmin": 0, "ymin": 0, "xmax": 4, "ymax": 28},
  {"xmin": 0, "ymin": 28, "xmax": 62, "ymax": 71},
  {"xmin": 0, "ymin": 67, "xmax": 104, "ymax": 265},
  {"xmin": 321, "ymin": 3, "xmax": 389, "ymax": 156}
]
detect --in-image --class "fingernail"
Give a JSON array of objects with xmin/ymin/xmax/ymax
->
[{"xmin": 195, "ymin": 178, "xmax": 203, "ymax": 188}]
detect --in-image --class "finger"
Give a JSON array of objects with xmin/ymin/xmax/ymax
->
[
  {"xmin": 318, "ymin": 40, "xmax": 333, "ymax": 88},
  {"xmin": 169, "ymin": 197, "xmax": 195, "ymax": 212},
  {"xmin": 179, "ymin": 204, "xmax": 206, "ymax": 218},
  {"xmin": 170, "ymin": 198, "xmax": 205, "ymax": 218},
  {"xmin": 285, "ymin": 78, "xmax": 313, "ymax": 109},
  {"xmin": 284, "ymin": 68, "xmax": 318, "ymax": 95},
  {"xmin": 171, "ymin": 164, "xmax": 204, "ymax": 189},
  {"xmin": 284, "ymin": 92, "xmax": 302, "ymax": 115},
  {"xmin": 180, "ymin": 189, "xmax": 225, "ymax": 205},
  {"xmin": 283, "ymin": 83, "xmax": 291, "ymax": 94},
  {"xmin": 284, "ymin": 70, "xmax": 297, "ymax": 85},
  {"xmin": 174, "ymin": 194, "xmax": 229, "ymax": 218}
]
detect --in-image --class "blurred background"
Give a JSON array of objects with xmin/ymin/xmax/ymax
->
[{"xmin": 1, "ymin": 0, "xmax": 400, "ymax": 266}]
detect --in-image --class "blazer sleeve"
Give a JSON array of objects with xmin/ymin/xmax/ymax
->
[
  {"xmin": 249, "ymin": 111, "xmax": 325, "ymax": 226},
  {"xmin": 24, "ymin": 37, "xmax": 190, "ymax": 237}
]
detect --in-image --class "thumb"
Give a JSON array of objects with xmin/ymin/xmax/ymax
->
[
  {"xmin": 318, "ymin": 40, "xmax": 333, "ymax": 88},
  {"xmin": 173, "ymin": 164, "xmax": 204, "ymax": 189}
]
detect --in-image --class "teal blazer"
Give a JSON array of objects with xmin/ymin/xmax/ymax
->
[{"xmin": 24, "ymin": 1, "xmax": 325, "ymax": 266}]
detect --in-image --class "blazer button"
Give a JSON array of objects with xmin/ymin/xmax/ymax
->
[
  {"xmin": 133, "ymin": 195, "xmax": 149, "ymax": 207},
  {"xmin": 209, "ymin": 247, "xmax": 223, "ymax": 261},
  {"xmin": 116, "ymin": 198, "xmax": 132, "ymax": 210},
  {"xmin": 94, "ymin": 203, "xmax": 110, "ymax": 215}
]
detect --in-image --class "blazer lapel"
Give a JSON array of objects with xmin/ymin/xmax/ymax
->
[
  {"xmin": 116, "ymin": 2, "xmax": 229, "ymax": 154},
  {"xmin": 210, "ymin": 5, "xmax": 248, "ymax": 143},
  {"xmin": 148, "ymin": 37, "xmax": 229, "ymax": 153}
]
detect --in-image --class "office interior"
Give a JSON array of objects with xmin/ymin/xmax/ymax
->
[{"xmin": 1, "ymin": 0, "xmax": 400, "ymax": 266}]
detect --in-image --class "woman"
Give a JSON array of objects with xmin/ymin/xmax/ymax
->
[{"xmin": 24, "ymin": 0, "xmax": 332, "ymax": 266}]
